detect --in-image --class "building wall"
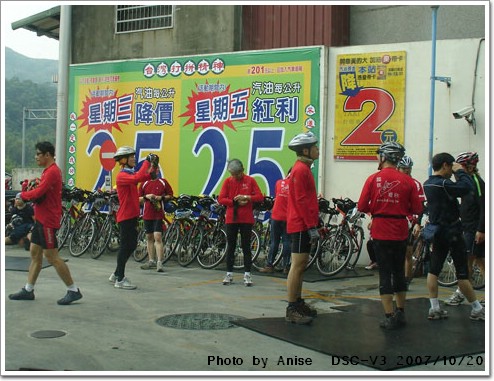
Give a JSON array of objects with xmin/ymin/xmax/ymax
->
[
  {"xmin": 350, "ymin": 5, "xmax": 485, "ymax": 45},
  {"xmin": 71, "ymin": 5, "xmax": 240, "ymax": 64}
]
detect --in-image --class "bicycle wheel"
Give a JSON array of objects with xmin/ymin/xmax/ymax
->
[
  {"xmin": 305, "ymin": 238, "xmax": 321, "ymax": 270},
  {"xmin": 233, "ymin": 228, "xmax": 260, "ymax": 270},
  {"xmin": 347, "ymin": 226, "xmax": 364, "ymax": 269},
  {"xmin": 316, "ymin": 230, "xmax": 352, "ymax": 276},
  {"xmin": 252, "ymin": 224, "xmax": 271, "ymax": 270},
  {"xmin": 90, "ymin": 216, "xmax": 112, "ymax": 259},
  {"xmin": 133, "ymin": 227, "xmax": 148, "ymax": 262},
  {"xmin": 68, "ymin": 216, "xmax": 97, "ymax": 257},
  {"xmin": 471, "ymin": 264, "xmax": 485, "ymax": 290},
  {"xmin": 177, "ymin": 220, "xmax": 202, "ymax": 267},
  {"xmin": 163, "ymin": 222, "xmax": 180, "ymax": 262},
  {"xmin": 197, "ymin": 226, "xmax": 227, "ymax": 269},
  {"xmin": 410, "ymin": 237, "xmax": 426, "ymax": 281},
  {"xmin": 437, "ymin": 254, "xmax": 458, "ymax": 287},
  {"xmin": 106, "ymin": 218, "xmax": 120, "ymax": 252},
  {"xmin": 57, "ymin": 211, "xmax": 72, "ymax": 249}
]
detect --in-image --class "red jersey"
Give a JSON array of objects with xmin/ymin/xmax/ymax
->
[
  {"xmin": 271, "ymin": 178, "xmax": 289, "ymax": 221},
  {"xmin": 116, "ymin": 161, "xmax": 152, "ymax": 223},
  {"xmin": 358, "ymin": 167, "xmax": 423, "ymax": 240},
  {"xmin": 20, "ymin": 162, "xmax": 62, "ymax": 229},
  {"xmin": 218, "ymin": 174, "xmax": 263, "ymax": 224},
  {"xmin": 286, "ymin": 159, "xmax": 319, "ymax": 234},
  {"xmin": 139, "ymin": 178, "xmax": 174, "ymax": 221}
]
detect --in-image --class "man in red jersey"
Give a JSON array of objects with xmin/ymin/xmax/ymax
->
[
  {"xmin": 138, "ymin": 176, "xmax": 174, "ymax": 272},
  {"xmin": 285, "ymin": 132, "xmax": 320, "ymax": 325},
  {"xmin": 109, "ymin": 146, "xmax": 158, "ymax": 290},
  {"xmin": 358, "ymin": 142, "xmax": 423, "ymax": 329},
  {"xmin": 9, "ymin": 142, "xmax": 82, "ymax": 305},
  {"xmin": 218, "ymin": 159, "xmax": 263, "ymax": 286}
]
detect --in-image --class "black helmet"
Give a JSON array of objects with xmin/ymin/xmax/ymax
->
[
  {"xmin": 114, "ymin": 146, "xmax": 135, "ymax": 161},
  {"xmin": 288, "ymin": 132, "xmax": 318, "ymax": 152},
  {"xmin": 377, "ymin": 142, "xmax": 405, "ymax": 164}
]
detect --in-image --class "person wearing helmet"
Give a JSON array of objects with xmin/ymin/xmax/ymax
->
[
  {"xmin": 397, "ymin": 156, "xmax": 427, "ymax": 286},
  {"xmin": 444, "ymin": 152, "xmax": 485, "ymax": 307},
  {"xmin": 423, "ymin": 152, "xmax": 484, "ymax": 321},
  {"xmin": 9, "ymin": 141, "xmax": 83, "ymax": 305},
  {"xmin": 285, "ymin": 131, "xmax": 320, "ymax": 325},
  {"xmin": 357, "ymin": 141, "xmax": 423, "ymax": 329},
  {"xmin": 109, "ymin": 146, "xmax": 159, "ymax": 290},
  {"xmin": 218, "ymin": 159, "xmax": 264, "ymax": 286}
]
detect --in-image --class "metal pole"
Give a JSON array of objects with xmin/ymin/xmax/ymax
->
[
  {"xmin": 22, "ymin": 107, "xmax": 26, "ymax": 168},
  {"xmin": 429, "ymin": 6, "xmax": 439, "ymax": 177}
]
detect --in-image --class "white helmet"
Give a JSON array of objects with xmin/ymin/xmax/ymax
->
[
  {"xmin": 288, "ymin": 132, "xmax": 318, "ymax": 152},
  {"xmin": 114, "ymin": 146, "xmax": 135, "ymax": 161}
]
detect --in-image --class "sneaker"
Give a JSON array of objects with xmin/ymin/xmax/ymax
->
[
  {"xmin": 444, "ymin": 291, "xmax": 465, "ymax": 306},
  {"xmin": 380, "ymin": 314, "xmax": 398, "ymax": 330},
  {"xmin": 365, "ymin": 262, "xmax": 378, "ymax": 270},
  {"xmin": 9, "ymin": 287, "xmax": 35, "ymax": 301},
  {"xmin": 479, "ymin": 298, "xmax": 485, "ymax": 307},
  {"xmin": 156, "ymin": 261, "xmax": 164, "ymax": 273},
  {"xmin": 470, "ymin": 307, "xmax": 485, "ymax": 321},
  {"xmin": 222, "ymin": 274, "xmax": 233, "ymax": 285},
  {"xmin": 244, "ymin": 274, "xmax": 253, "ymax": 287},
  {"xmin": 114, "ymin": 277, "xmax": 137, "ymax": 290},
  {"xmin": 140, "ymin": 261, "xmax": 156, "ymax": 270},
  {"xmin": 298, "ymin": 300, "xmax": 317, "ymax": 317},
  {"xmin": 57, "ymin": 289, "xmax": 83, "ymax": 305},
  {"xmin": 394, "ymin": 309, "xmax": 406, "ymax": 326},
  {"xmin": 285, "ymin": 306, "xmax": 313, "ymax": 325},
  {"xmin": 109, "ymin": 273, "xmax": 117, "ymax": 283},
  {"xmin": 428, "ymin": 307, "xmax": 448, "ymax": 320},
  {"xmin": 259, "ymin": 265, "xmax": 274, "ymax": 273}
]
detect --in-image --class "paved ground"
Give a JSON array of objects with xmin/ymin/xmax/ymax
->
[{"xmin": 2, "ymin": 244, "xmax": 486, "ymax": 376}]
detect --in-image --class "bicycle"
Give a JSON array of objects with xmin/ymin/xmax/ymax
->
[
  {"xmin": 89, "ymin": 190, "xmax": 120, "ymax": 259},
  {"xmin": 196, "ymin": 201, "xmax": 228, "ymax": 269},
  {"xmin": 57, "ymin": 187, "xmax": 86, "ymax": 249}
]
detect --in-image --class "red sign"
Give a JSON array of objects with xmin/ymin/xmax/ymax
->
[{"xmin": 100, "ymin": 140, "xmax": 117, "ymax": 171}]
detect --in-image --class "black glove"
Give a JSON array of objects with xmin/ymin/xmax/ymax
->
[
  {"xmin": 145, "ymin": 153, "xmax": 157, "ymax": 162},
  {"xmin": 151, "ymin": 154, "xmax": 159, "ymax": 167},
  {"xmin": 308, "ymin": 227, "xmax": 320, "ymax": 243}
]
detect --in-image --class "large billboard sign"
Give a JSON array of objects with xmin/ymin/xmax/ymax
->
[
  {"xmin": 67, "ymin": 47, "xmax": 322, "ymax": 196},
  {"xmin": 333, "ymin": 51, "xmax": 406, "ymax": 161}
]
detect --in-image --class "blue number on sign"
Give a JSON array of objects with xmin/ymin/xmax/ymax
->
[
  {"xmin": 87, "ymin": 131, "xmax": 115, "ymax": 190},
  {"xmin": 248, "ymin": 128, "xmax": 284, "ymax": 196},
  {"xmin": 193, "ymin": 128, "xmax": 228, "ymax": 195},
  {"xmin": 135, "ymin": 131, "xmax": 163, "ymax": 174}
]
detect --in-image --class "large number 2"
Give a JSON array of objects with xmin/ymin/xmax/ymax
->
[{"xmin": 341, "ymin": 87, "xmax": 395, "ymax": 145}]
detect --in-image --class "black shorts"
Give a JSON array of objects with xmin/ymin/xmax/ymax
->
[
  {"xmin": 290, "ymin": 230, "xmax": 311, "ymax": 253},
  {"xmin": 31, "ymin": 221, "xmax": 58, "ymax": 249},
  {"xmin": 143, "ymin": 219, "xmax": 163, "ymax": 234},
  {"xmin": 464, "ymin": 231, "xmax": 485, "ymax": 259}
]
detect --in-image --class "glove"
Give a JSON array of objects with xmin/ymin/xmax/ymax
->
[
  {"xmin": 308, "ymin": 227, "xmax": 320, "ymax": 243},
  {"xmin": 151, "ymin": 154, "xmax": 159, "ymax": 167},
  {"xmin": 145, "ymin": 153, "xmax": 157, "ymax": 162}
]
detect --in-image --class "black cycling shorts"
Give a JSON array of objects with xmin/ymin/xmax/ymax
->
[
  {"xmin": 143, "ymin": 219, "xmax": 163, "ymax": 234},
  {"xmin": 31, "ymin": 221, "xmax": 58, "ymax": 250},
  {"xmin": 290, "ymin": 230, "xmax": 311, "ymax": 253}
]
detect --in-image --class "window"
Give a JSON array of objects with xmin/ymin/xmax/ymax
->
[{"xmin": 115, "ymin": 5, "xmax": 174, "ymax": 34}]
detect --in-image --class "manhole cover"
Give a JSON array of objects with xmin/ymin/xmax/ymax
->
[
  {"xmin": 156, "ymin": 313, "xmax": 244, "ymax": 330},
  {"xmin": 31, "ymin": 330, "xmax": 67, "ymax": 339}
]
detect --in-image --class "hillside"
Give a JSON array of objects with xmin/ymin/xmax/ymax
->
[{"xmin": 5, "ymin": 47, "xmax": 58, "ymax": 84}]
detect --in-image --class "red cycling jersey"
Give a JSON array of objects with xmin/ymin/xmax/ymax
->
[
  {"xmin": 116, "ymin": 161, "xmax": 152, "ymax": 223},
  {"xmin": 20, "ymin": 162, "xmax": 62, "ymax": 229},
  {"xmin": 139, "ymin": 178, "xmax": 174, "ymax": 221},
  {"xmin": 286, "ymin": 159, "xmax": 318, "ymax": 234},
  {"xmin": 358, "ymin": 167, "xmax": 423, "ymax": 240},
  {"xmin": 218, "ymin": 174, "xmax": 263, "ymax": 224},
  {"xmin": 271, "ymin": 177, "xmax": 289, "ymax": 221}
]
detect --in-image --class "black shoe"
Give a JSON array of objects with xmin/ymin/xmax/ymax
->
[
  {"xmin": 394, "ymin": 309, "xmax": 406, "ymax": 327},
  {"xmin": 9, "ymin": 287, "xmax": 35, "ymax": 301},
  {"xmin": 298, "ymin": 299, "xmax": 318, "ymax": 318},
  {"xmin": 285, "ymin": 306, "xmax": 313, "ymax": 325},
  {"xmin": 57, "ymin": 289, "xmax": 83, "ymax": 305},
  {"xmin": 379, "ymin": 314, "xmax": 398, "ymax": 330}
]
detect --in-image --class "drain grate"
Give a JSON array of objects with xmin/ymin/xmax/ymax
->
[
  {"xmin": 156, "ymin": 313, "xmax": 245, "ymax": 330},
  {"xmin": 30, "ymin": 330, "xmax": 67, "ymax": 339}
]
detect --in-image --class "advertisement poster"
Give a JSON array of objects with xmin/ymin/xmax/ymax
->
[
  {"xmin": 333, "ymin": 51, "xmax": 406, "ymax": 161},
  {"xmin": 66, "ymin": 47, "xmax": 322, "ymax": 196}
]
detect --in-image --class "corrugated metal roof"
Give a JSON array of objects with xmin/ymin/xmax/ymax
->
[{"xmin": 11, "ymin": 6, "xmax": 61, "ymax": 40}]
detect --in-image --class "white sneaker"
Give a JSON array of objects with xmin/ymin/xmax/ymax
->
[
  {"xmin": 222, "ymin": 274, "xmax": 233, "ymax": 285},
  {"xmin": 109, "ymin": 273, "xmax": 117, "ymax": 283},
  {"xmin": 244, "ymin": 274, "xmax": 253, "ymax": 287},
  {"xmin": 156, "ymin": 261, "xmax": 164, "ymax": 273},
  {"xmin": 444, "ymin": 291, "xmax": 465, "ymax": 306},
  {"xmin": 114, "ymin": 277, "xmax": 137, "ymax": 290}
]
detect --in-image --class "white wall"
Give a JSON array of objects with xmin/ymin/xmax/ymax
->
[{"xmin": 320, "ymin": 38, "xmax": 486, "ymax": 264}]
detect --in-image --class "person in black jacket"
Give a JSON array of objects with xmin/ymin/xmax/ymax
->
[
  {"xmin": 5, "ymin": 193, "xmax": 34, "ymax": 246},
  {"xmin": 444, "ymin": 152, "xmax": 485, "ymax": 306},
  {"xmin": 423, "ymin": 153, "xmax": 484, "ymax": 321}
]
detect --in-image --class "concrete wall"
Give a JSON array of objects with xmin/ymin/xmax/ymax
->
[
  {"xmin": 350, "ymin": 5, "xmax": 485, "ymax": 45},
  {"xmin": 322, "ymin": 38, "xmax": 486, "ymax": 264},
  {"xmin": 71, "ymin": 5, "xmax": 239, "ymax": 64}
]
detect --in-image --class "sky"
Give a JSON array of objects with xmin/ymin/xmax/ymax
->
[{"xmin": 2, "ymin": 1, "xmax": 60, "ymax": 60}]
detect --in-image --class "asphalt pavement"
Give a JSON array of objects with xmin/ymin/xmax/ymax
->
[{"xmin": 2, "ymin": 243, "xmax": 486, "ymax": 376}]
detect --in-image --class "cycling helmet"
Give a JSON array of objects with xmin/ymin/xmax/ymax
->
[
  {"xmin": 455, "ymin": 151, "xmax": 479, "ymax": 166},
  {"xmin": 376, "ymin": 142, "xmax": 405, "ymax": 164},
  {"xmin": 397, "ymin": 155, "xmax": 414, "ymax": 169},
  {"xmin": 288, "ymin": 132, "xmax": 318, "ymax": 152},
  {"xmin": 113, "ymin": 146, "xmax": 135, "ymax": 161}
]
